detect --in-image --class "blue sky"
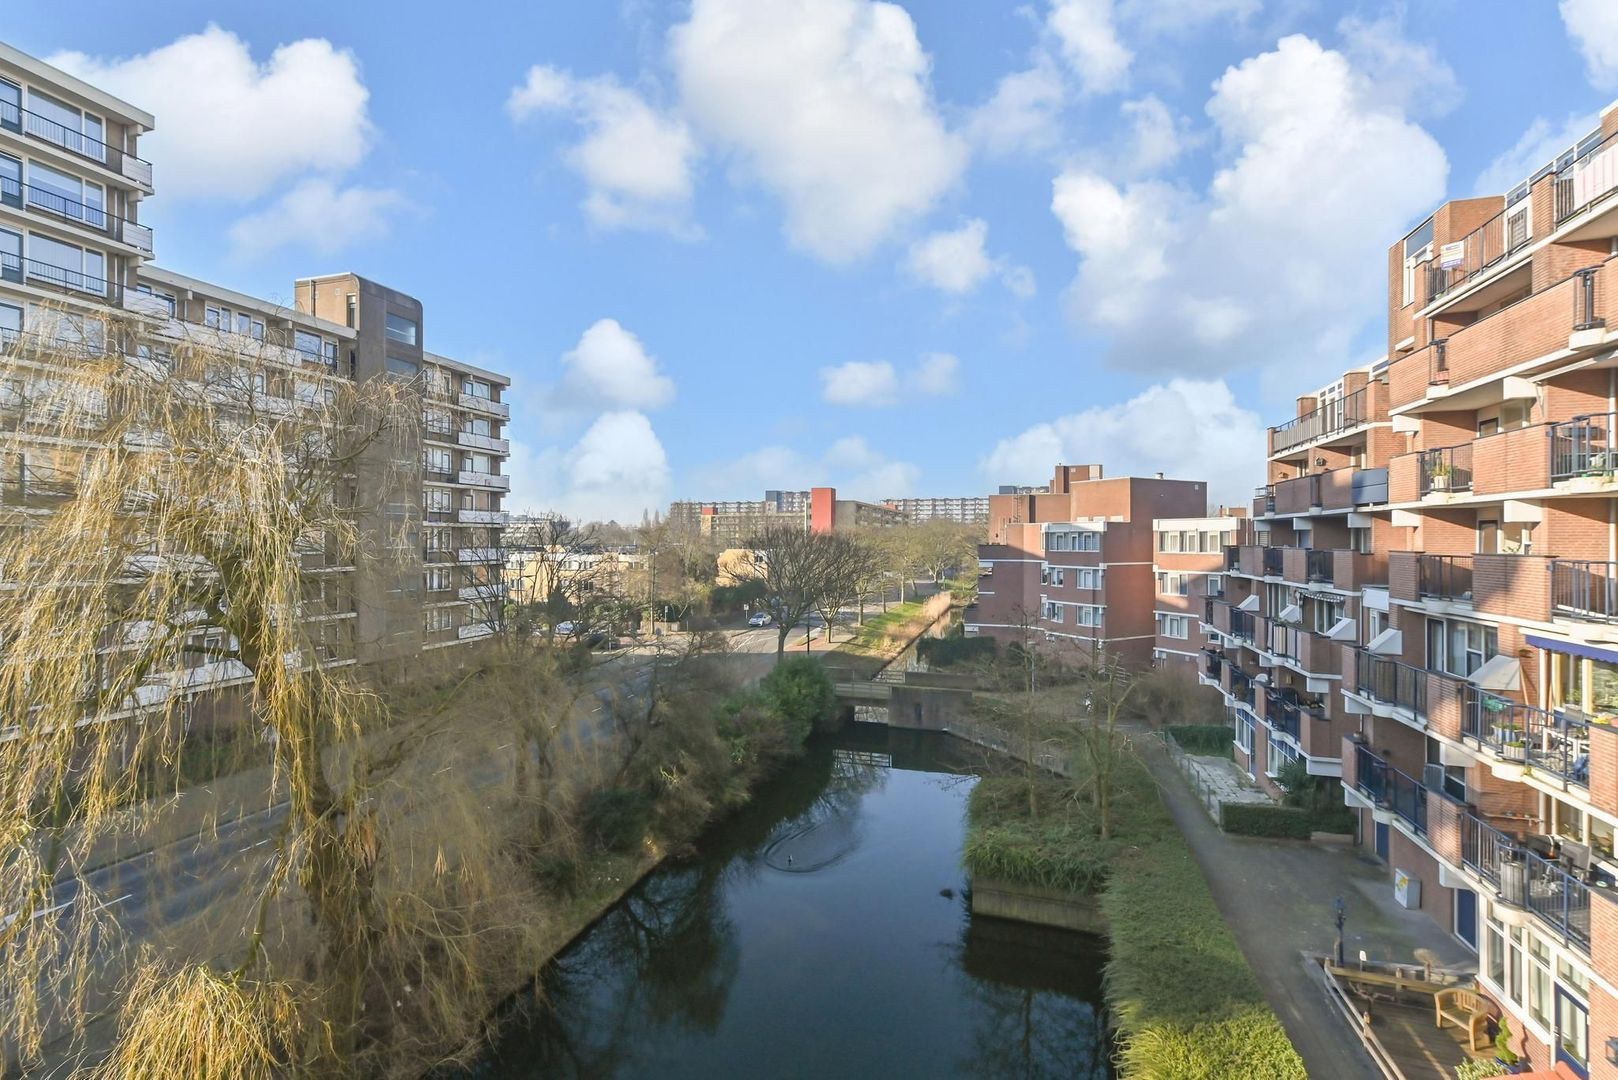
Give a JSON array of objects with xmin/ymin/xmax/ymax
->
[{"xmin": 6, "ymin": 1, "xmax": 1617, "ymax": 521}]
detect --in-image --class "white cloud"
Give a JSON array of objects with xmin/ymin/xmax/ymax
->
[
  {"xmin": 1052, "ymin": 34, "xmax": 1447, "ymax": 386},
  {"xmin": 904, "ymin": 218, "xmax": 1036, "ymax": 297},
  {"xmin": 1338, "ymin": 12, "xmax": 1461, "ymax": 119},
  {"xmin": 509, "ymin": 411, "xmax": 671, "ymax": 524},
  {"xmin": 1048, "ymin": 0, "xmax": 1132, "ymax": 95},
  {"xmin": 981, "ymin": 379, "xmax": 1263, "ymax": 508},
  {"xmin": 1474, "ymin": 111, "xmax": 1601, "ymax": 196},
  {"xmin": 1562, "ymin": 0, "xmax": 1618, "ymax": 90},
  {"xmin": 670, "ymin": 0, "xmax": 968, "ymax": 262},
  {"xmin": 1118, "ymin": 0, "xmax": 1260, "ymax": 35},
  {"xmin": 227, "ymin": 179, "xmax": 407, "ymax": 259},
  {"xmin": 964, "ymin": 55, "xmax": 1066, "ymax": 157},
  {"xmin": 51, "ymin": 26, "xmax": 372, "ymax": 201},
  {"xmin": 820, "ymin": 360, "xmax": 900, "ymax": 407},
  {"xmin": 547, "ymin": 318, "xmax": 676, "ymax": 415},
  {"xmin": 507, "ymin": 65, "xmax": 700, "ymax": 236},
  {"xmin": 910, "ymin": 352, "xmax": 960, "ymax": 395},
  {"xmin": 1121, "ymin": 94, "xmax": 1186, "ymax": 173}
]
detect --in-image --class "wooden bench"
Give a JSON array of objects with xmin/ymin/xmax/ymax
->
[{"xmin": 1434, "ymin": 987, "xmax": 1492, "ymax": 1050}]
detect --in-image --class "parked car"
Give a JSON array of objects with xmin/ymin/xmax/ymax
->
[
  {"xmin": 555, "ymin": 620, "xmax": 576, "ymax": 636},
  {"xmin": 747, "ymin": 611, "xmax": 772, "ymax": 627}
]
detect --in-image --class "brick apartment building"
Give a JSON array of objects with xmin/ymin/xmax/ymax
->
[
  {"xmin": 1205, "ymin": 98, "xmax": 1618, "ymax": 1076},
  {"xmin": 1150, "ymin": 513, "xmax": 1247, "ymax": 680},
  {"xmin": 0, "ymin": 43, "xmax": 510, "ymax": 681},
  {"xmin": 967, "ymin": 464, "xmax": 1208, "ymax": 669},
  {"xmin": 668, "ymin": 486, "xmax": 905, "ymax": 543}
]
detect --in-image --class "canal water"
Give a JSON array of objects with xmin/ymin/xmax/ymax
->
[{"xmin": 470, "ymin": 727, "xmax": 1111, "ymax": 1078}]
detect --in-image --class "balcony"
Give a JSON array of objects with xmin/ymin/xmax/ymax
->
[
  {"xmin": 1201, "ymin": 647, "xmax": 1223, "ymax": 680},
  {"xmin": 1262, "ymin": 547, "xmax": 1282, "ymax": 576},
  {"xmin": 1462, "ymin": 687, "xmax": 1589, "ymax": 788},
  {"xmin": 1418, "ymin": 444, "xmax": 1472, "ymax": 496},
  {"xmin": 0, "ymin": 177, "xmax": 154, "ymax": 255},
  {"xmin": 1253, "ymin": 484, "xmax": 1274, "ymax": 517},
  {"xmin": 457, "ymin": 548, "xmax": 503, "ymax": 563},
  {"xmin": 457, "ymin": 430, "xmax": 509, "ymax": 454},
  {"xmin": 1416, "ymin": 554, "xmax": 1473, "ymax": 602},
  {"xmin": 1424, "ymin": 207, "xmax": 1533, "ymax": 304},
  {"xmin": 0, "ymin": 100, "xmax": 154, "ymax": 189},
  {"xmin": 457, "ymin": 508, "xmax": 508, "ymax": 525},
  {"xmin": 0, "ymin": 252, "xmax": 117, "ymax": 302},
  {"xmin": 1555, "ymin": 127, "xmax": 1618, "ymax": 228},
  {"xmin": 1551, "ymin": 560, "xmax": 1618, "ymax": 622},
  {"xmin": 456, "ymin": 470, "xmax": 511, "ymax": 490},
  {"xmin": 1228, "ymin": 608, "xmax": 1255, "ymax": 647},
  {"xmin": 1225, "ymin": 664, "xmax": 1256, "ymax": 709},
  {"xmin": 1550, "ymin": 412, "xmax": 1618, "ymax": 481},
  {"xmin": 1353, "ymin": 653, "xmax": 1428, "ymax": 720},
  {"xmin": 1269, "ymin": 386, "xmax": 1370, "ymax": 457},
  {"xmin": 460, "ymin": 583, "xmax": 504, "ymax": 602},
  {"xmin": 1264, "ymin": 688, "xmax": 1302, "ymax": 742},
  {"xmin": 458, "ymin": 392, "xmax": 510, "ymax": 419},
  {"xmin": 457, "ymin": 622, "xmax": 494, "ymax": 641},
  {"xmin": 1459, "ymin": 812, "xmax": 1591, "ymax": 953},
  {"xmin": 1353, "ymin": 745, "xmax": 1427, "ymax": 837}
]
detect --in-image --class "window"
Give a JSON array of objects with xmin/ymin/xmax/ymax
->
[
  {"xmin": 1156, "ymin": 571, "xmax": 1189, "ymax": 596},
  {"xmin": 1205, "ymin": 573, "xmax": 1224, "ymax": 598},
  {"xmin": 27, "ymin": 234, "xmax": 103, "ymax": 293},
  {"xmin": 462, "ymin": 377, "xmax": 491, "ymax": 399},
  {"xmin": 1528, "ymin": 936, "xmax": 1552, "ymax": 1030},
  {"xmin": 1426, "ymin": 618, "xmax": 1495, "ymax": 677},
  {"xmin": 27, "ymin": 161, "xmax": 102, "ymax": 227},
  {"xmin": 425, "ymin": 567, "xmax": 452, "ymax": 593},
  {"xmin": 1049, "ymin": 567, "xmax": 1066, "ymax": 587},
  {"xmin": 0, "ymin": 79, "xmax": 18, "ymax": 130},
  {"xmin": 465, "ymin": 453, "xmax": 492, "ymax": 475},
  {"xmin": 425, "ymin": 407, "xmax": 453, "ymax": 435},
  {"xmin": 1075, "ymin": 605, "xmax": 1104, "ymax": 627},
  {"xmin": 27, "ymin": 90, "xmax": 104, "ymax": 160},
  {"xmin": 205, "ymin": 305, "xmax": 229, "ymax": 330},
  {"xmin": 0, "ymin": 301, "xmax": 20, "ymax": 341},
  {"xmin": 385, "ymin": 355, "xmax": 419, "ymax": 377},
  {"xmin": 423, "ymin": 447, "xmax": 452, "ymax": 475},
  {"xmin": 345, "ymin": 294, "xmax": 356, "ymax": 328},
  {"xmin": 1157, "ymin": 614, "xmax": 1190, "ymax": 640},
  {"xmin": 463, "ymin": 416, "xmax": 492, "ymax": 437},
  {"xmin": 1159, "ymin": 531, "xmax": 1181, "ymax": 552},
  {"xmin": 1486, "ymin": 917, "xmax": 1505, "ymax": 987},
  {"xmin": 424, "ymin": 488, "xmax": 451, "ymax": 514},
  {"xmin": 424, "ymin": 608, "xmax": 453, "ymax": 634},
  {"xmin": 1312, "ymin": 598, "xmax": 1343, "ymax": 635},
  {"xmin": 323, "ymin": 341, "xmax": 339, "ymax": 368},
  {"xmin": 385, "ymin": 312, "xmax": 419, "ymax": 345},
  {"xmin": 0, "ymin": 154, "xmax": 18, "ymax": 208},
  {"xmin": 294, "ymin": 330, "xmax": 322, "ymax": 357},
  {"xmin": 1076, "ymin": 567, "xmax": 1102, "ymax": 590},
  {"xmin": 1042, "ymin": 601, "xmax": 1064, "ymax": 623}
]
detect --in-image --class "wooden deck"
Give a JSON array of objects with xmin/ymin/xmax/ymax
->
[{"xmin": 1320, "ymin": 959, "xmax": 1492, "ymax": 1079}]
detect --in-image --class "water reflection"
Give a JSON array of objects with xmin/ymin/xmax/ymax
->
[{"xmin": 470, "ymin": 729, "xmax": 1110, "ymax": 1078}]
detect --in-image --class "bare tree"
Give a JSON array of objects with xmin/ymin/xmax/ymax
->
[
  {"xmin": 811, "ymin": 534, "xmax": 879, "ymax": 644},
  {"xmin": 739, "ymin": 525, "xmax": 842, "ymax": 660},
  {"xmin": 912, "ymin": 518, "xmax": 981, "ymax": 584},
  {"xmin": 506, "ymin": 516, "xmax": 607, "ymax": 641},
  {"xmin": 1071, "ymin": 656, "xmax": 1138, "ymax": 841}
]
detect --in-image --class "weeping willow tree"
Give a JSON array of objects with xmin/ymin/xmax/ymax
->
[{"xmin": 0, "ymin": 308, "xmax": 537, "ymax": 1076}]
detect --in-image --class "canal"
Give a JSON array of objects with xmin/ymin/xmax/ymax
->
[{"xmin": 469, "ymin": 726, "xmax": 1111, "ymax": 1078}]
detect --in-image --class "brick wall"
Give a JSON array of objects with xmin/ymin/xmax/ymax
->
[
  {"xmin": 1274, "ymin": 475, "xmax": 1315, "ymax": 515},
  {"xmin": 1388, "ymin": 550, "xmax": 1419, "ymax": 604},
  {"xmin": 1387, "ymin": 346, "xmax": 1431, "ymax": 408},
  {"xmin": 1544, "ymin": 367, "xmax": 1611, "ymax": 420},
  {"xmin": 1472, "ymin": 424, "xmax": 1550, "ymax": 495},
  {"xmin": 1321, "ymin": 466, "xmax": 1354, "ymax": 509},
  {"xmin": 1387, "ymin": 828, "xmax": 1452, "ymax": 926},
  {"xmin": 1444, "ymin": 273, "xmax": 1579, "ymax": 387},
  {"xmin": 1473, "ymin": 554, "xmax": 1552, "ymax": 621},
  {"xmin": 1389, "ymin": 452, "xmax": 1420, "ymax": 503},
  {"xmin": 1590, "ymin": 724, "xmax": 1618, "ymax": 822},
  {"xmin": 1543, "ymin": 501, "xmax": 1611, "ymax": 559},
  {"xmin": 1427, "ymin": 672, "xmax": 1464, "ymax": 740}
]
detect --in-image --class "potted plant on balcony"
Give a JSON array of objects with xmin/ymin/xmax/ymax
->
[
  {"xmin": 1430, "ymin": 460, "xmax": 1455, "ymax": 492},
  {"xmin": 1492, "ymin": 1016, "xmax": 1522, "ymax": 1074},
  {"xmin": 1490, "ymin": 719, "xmax": 1520, "ymax": 745},
  {"xmin": 1502, "ymin": 738, "xmax": 1528, "ymax": 763}
]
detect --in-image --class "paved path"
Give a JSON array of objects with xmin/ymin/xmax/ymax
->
[{"xmin": 1137, "ymin": 735, "xmax": 1474, "ymax": 1080}]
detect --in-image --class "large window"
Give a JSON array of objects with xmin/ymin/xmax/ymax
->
[
  {"xmin": 1425, "ymin": 617, "xmax": 1496, "ymax": 678},
  {"xmin": 386, "ymin": 355, "xmax": 419, "ymax": 378},
  {"xmin": 27, "ymin": 160, "xmax": 102, "ymax": 227},
  {"xmin": 1157, "ymin": 614, "xmax": 1190, "ymax": 640},
  {"xmin": 27, "ymin": 90, "xmax": 104, "ymax": 159},
  {"xmin": 1156, "ymin": 571, "xmax": 1190, "ymax": 596},
  {"xmin": 423, "ymin": 447, "xmax": 452, "ymax": 475},
  {"xmin": 27, "ymin": 234, "xmax": 104, "ymax": 293},
  {"xmin": 294, "ymin": 329, "xmax": 323, "ymax": 357},
  {"xmin": 0, "ymin": 154, "xmax": 19, "ymax": 206},
  {"xmin": 385, "ymin": 312, "xmax": 418, "ymax": 345},
  {"xmin": 0, "ymin": 79, "xmax": 19, "ymax": 129}
]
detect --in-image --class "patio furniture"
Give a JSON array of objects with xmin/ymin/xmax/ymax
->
[{"xmin": 1434, "ymin": 987, "xmax": 1492, "ymax": 1051}]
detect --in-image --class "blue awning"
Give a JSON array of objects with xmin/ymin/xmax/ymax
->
[{"xmin": 1525, "ymin": 633, "xmax": 1618, "ymax": 665}]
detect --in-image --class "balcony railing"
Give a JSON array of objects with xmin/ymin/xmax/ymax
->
[
  {"xmin": 1417, "ymin": 554, "xmax": 1474, "ymax": 602},
  {"xmin": 1223, "ymin": 545, "xmax": 1239, "ymax": 571},
  {"xmin": 1355, "ymin": 653, "xmax": 1427, "ymax": 719},
  {"xmin": 1462, "ymin": 687, "xmax": 1589, "ymax": 788},
  {"xmin": 1459, "ymin": 806, "xmax": 1591, "ymax": 952},
  {"xmin": 0, "ymin": 252, "xmax": 117, "ymax": 301},
  {"xmin": 1574, "ymin": 266, "xmax": 1604, "ymax": 332},
  {"xmin": 1269, "ymin": 386, "xmax": 1369, "ymax": 455},
  {"xmin": 1425, "ymin": 209, "xmax": 1532, "ymax": 303},
  {"xmin": 1201, "ymin": 648, "xmax": 1222, "ymax": 680},
  {"xmin": 1254, "ymin": 484, "xmax": 1275, "ymax": 515},
  {"xmin": 1306, "ymin": 548, "xmax": 1333, "ymax": 583},
  {"xmin": 1262, "ymin": 547, "xmax": 1282, "ymax": 576},
  {"xmin": 1418, "ymin": 443, "xmax": 1473, "ymax": 495},
  {"xmin": 1556, "ymin": 127, "xmax": 1618, "ymax": 226},
  {"xmin": 0, "ymin": 177, "xmax": 153, "ymax": 254},
  {"xmin": 1228, "ymin": 666, "xmax": 1255, "ymax": 708},
  {"xmin": 1551, "ymin": 412, "xmax": 1618, "ymax": 480},
  {"xmin": 1551, "ymin": 560, "xmax": 1618, "ymax": 622},
  {"xmin": 0, "ymin": 100, "xmax": 154, "ymax": 187},
  {"xmin": 1228, "ymin": 608, "xmax": 1255, "ymax": 646},
  {"xmin": 1354, "ymin": 745, "xmax": 1427, "ymax": 837},
  {"xmin": 1265, "ymin": 688, "xmax": 1301, "ymax": 742}
]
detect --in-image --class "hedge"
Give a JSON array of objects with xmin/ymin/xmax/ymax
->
[
  {"xmin": 917, "ymin": 632, "xmax": 996, "ymax": 668},
  {"xmin": 1167, "ymin": 724, "xmax": 1234, "ymax": 757},
  {"xmin": 1220, "ymin": 803, "xmax": 1313, "ymax": 839}
]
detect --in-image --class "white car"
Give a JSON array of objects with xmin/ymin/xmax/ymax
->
[
  {"xmin": 555, "ymin": 620, "xmax": 576, "ymax": 636},
  {"xmin": 747, "ymin": 611, "xmax": 772, "ymax": 627}
]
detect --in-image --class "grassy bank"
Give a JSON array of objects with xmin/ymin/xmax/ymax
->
[{"xmin": 964, "ymin": 741, "xmax": 1304, "ymax": 1078}]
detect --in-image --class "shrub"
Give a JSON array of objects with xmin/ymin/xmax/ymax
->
[
  {"xmin": 917, "ymin": 631, "xmax": 995, "ymax": 668},
  {"xmin": 759, "ymin": 656, "xmax": 837, "ymax": 738},
  {"xmin": 963, "ymin": 777, "xmax": 1113, "ymax": 895},
  {"xmin": 1166, "ymin": 724, "xmax": 1233, "ymax": 757},
  {"xmin": 1275, "ymin": 761, "xmax": 1355, "ymax": 834},
  {"xmin": 580, "ymin": 788, "xmax": 653, "ymax": 853},
  {"xmin": 1454, "ymin": 1059, "xmax": 1504, "ymax": 1079},
  {"xmin": 1220, "ymin": 803, "xmax": 1313, "ymax": 839}
]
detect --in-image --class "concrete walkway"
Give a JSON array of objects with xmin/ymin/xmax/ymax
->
[{"xmin": 1136, "ymin": 735, "xmax": 1474, "ymax": 1080}]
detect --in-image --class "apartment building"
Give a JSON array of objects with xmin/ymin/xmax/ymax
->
[
  {"xmin": 668, "ymin": 486, "xmax": 904, "ymax": 542},
  {"xmin": 1224, "ymin": 99, "xmax": 1618, "ymax": 1077},
  {"xmin": 1150, "ymin": 513, "xmax": 1246, "ymax": 680},
  {"xmin": 0, "ymin": 43, "xmax": 510, "ymax": 674},
  {"xmin": 880, "ymin": 495, "xmax": 990, "ymax": 524},
  {"xmin": 967, "ymin": 464, "xmax": 1208, "ymax": 669}
]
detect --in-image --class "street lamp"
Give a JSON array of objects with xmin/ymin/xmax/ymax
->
[{"xmin": 1333, "ymin": 896, "xmax": 1346, "ymax": 967}]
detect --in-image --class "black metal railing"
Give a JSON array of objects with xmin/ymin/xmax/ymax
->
[
  {"xmin": 0, "ymin": 176, "xmax": 152, "ymax": 253},
  {"xmin": 1462, "ymin": 686, "xmax": 1589, "ymax": 787},
  {"xmin": 1551, "ymin": 412, "xmax": 1618, "ymax": 480},
  {"xmin": 1353, "ymin": 745, "xmax": 1427, "ymax": 837},
  {"xmin": 1223, "ymin": 545, "xmax": 1239, "ymax": 571},
  {"xmin": 1229, "ymin": 608, "xmax": 1255, "ymax": 645},
  {"xmin": 1425, "ymin": 210, "xmax": 1532, "ymax": 302},
  {"xmin": 1574, "ymin": 266, "xmax": 1604, "ymax": 332},
  {"xmin": 1458, "ymin": 801, "xmax": 1591, "ymax": 951},
  {"xmin": 1417, "ymin": 554, "xmax": 1474, "ymax": 601},
  {"xmin": 1201, "ymin": 649, "xmax": 1222, "ymax": 680},
  {"xmin": 1551, "ymin": 559, "xmax": 1618, "ymax": 622},
  {"xmin": 1556, "ymin": 127, "xmax": 1618, "ymax": 225},
  {"xmin": 1254, "ymin": 484, "xmax": 1275, "ymax": 514},
  {"xmin": 1269, "ymin": 387, "xmax": 1369, "ymax": 455},
  {"xmin": 0, "ymin": 252, "xmax": 117, "ymax": 301},
  {"xmin": 1265, "ymin": 688, "xmax": 1301, "ymax": 742},
  {"xmin": 1262, "ymin": 547, "xmax": 1283, "ymax": 576},
  {"xmin": 1228, "ymin": 666, "xmax": 1255, "ymax": 708},
  {"xmin": 1306, "ymin": 548, "xmax": 1334, "ymax": 583},
  {"xmin": 0, "ymin": 99, "xmax": 152, "ymax": 184},
  {"xmin": 1355, "ymin": 653, "xmax": 1427, "ymax": 718},
  {"xmin": 1418, "ymin": 443, "xmax": 1473, "ymax": 495},
  {"xmin": 1428, "ymin": 338, "xmax": 1449, "ymax": 385}
]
